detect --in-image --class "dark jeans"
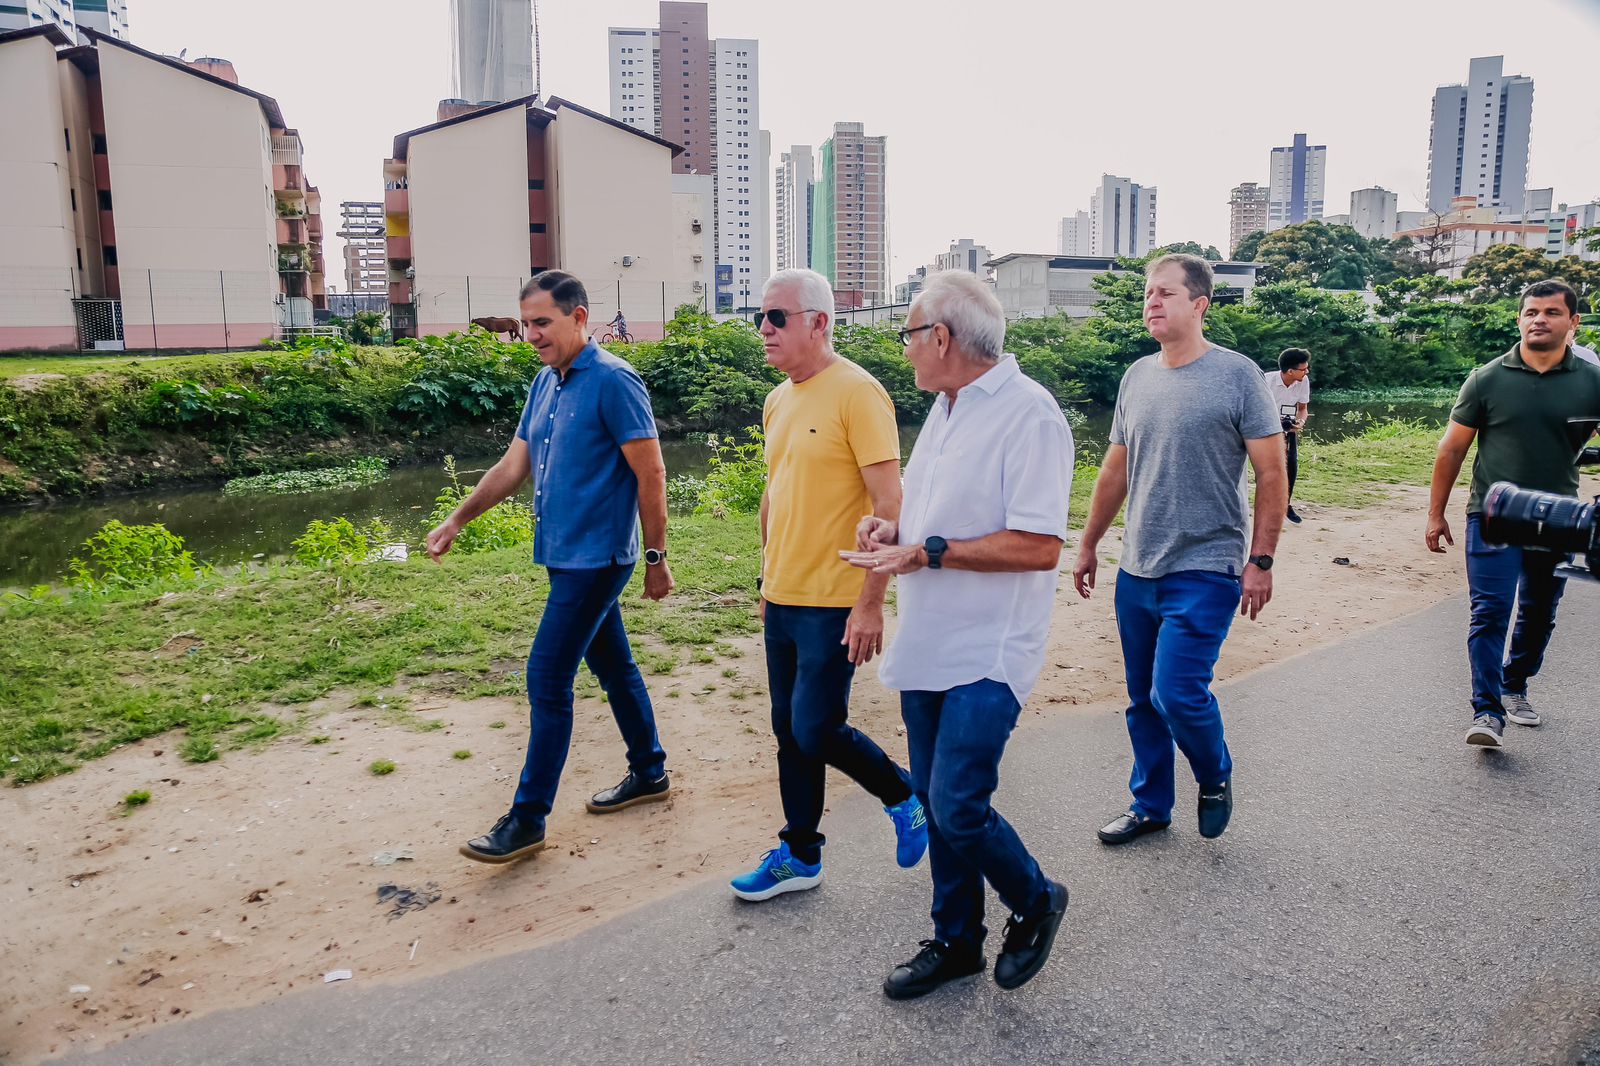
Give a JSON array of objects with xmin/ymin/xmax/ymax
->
[
  {"xmin": 511, "ymin": 563, "xmax": 667, "ymax": 830},
  {"xmin": 1285, "ymin": 430, "xmax": 1299, "ymax": 503},
  {"xmin": 1114, "ymin": 569, "xmax": 1241, "ymax": 822},
  {"xmin": 901, "ymin": 679, "xmax": 1049, "ymax": 950},
  {"xmin": 764, "ymin": 602, "xmax": 912, "ymax": 865},
  {"xmin": 1464, "ymin": 514, "xmax": 1569, "ymax": 720}
]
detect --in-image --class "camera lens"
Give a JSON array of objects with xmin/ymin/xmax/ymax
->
[{"xmin": 1482, "ymin": 482, "xmax": 1598, "ymax": 555}]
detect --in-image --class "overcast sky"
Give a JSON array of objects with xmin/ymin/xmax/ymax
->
[{"xmin": 133, "ymin": 0, "xmax": 1600, "ymax": 290}]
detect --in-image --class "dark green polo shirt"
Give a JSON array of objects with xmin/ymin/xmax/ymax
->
[{"xmin": 1451, "ymin": 345, "xmax": 1600, "ymax": 514}]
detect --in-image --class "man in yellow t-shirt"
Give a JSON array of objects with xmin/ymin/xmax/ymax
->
[{"xmin": 729, "ymin": 268, "xmax": 929, "ymax": 903}]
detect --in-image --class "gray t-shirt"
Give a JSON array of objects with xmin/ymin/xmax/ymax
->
[{"xmin": 1108, "ymin": 346, "xmax": 1282, "ymax": 578}]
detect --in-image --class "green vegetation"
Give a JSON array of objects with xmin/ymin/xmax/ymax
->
[
  {"xmin": 1294, "ymin": 420, "xmax": 1453, "ymax": 507},
  {"xmin": 426, "ymin": 456, "xmax": 533, "ymax": 553},
  {"xmin": 223, "ymin": 457, "xmax": 389, "ymax": 496},
  {"xmin": 291, "ymin": 517, "xmax": 397, "ymax": 569},
  {"xmin": 368, "ymin": 759, "xmax": 397, "ymax": 776},
  {"xmin": 67, "ymin": 521, "xmax": 207, "ymax": 593},
  {"xmin": 452, "ymin": 749, "xmax": 473, "ymax": 760},
  {"xmin": 692, "ymin": 430, "xmax": 766, "ymax": 517},
  {"xmin": 122, "ymin": 789, "xmax": 151, "ymax": 810}
]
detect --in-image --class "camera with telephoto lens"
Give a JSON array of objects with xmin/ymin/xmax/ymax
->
[
  {"xmin": 1481, "ymin": 419, "xmax": 1600, "ymax": 583},
  {"xmin": 1279, "ymin": 404, "xmax": 1298, "ymax": 434}
]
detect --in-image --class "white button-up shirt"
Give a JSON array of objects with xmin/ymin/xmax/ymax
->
[{"xmin": 878, "ymin": 355, "xmax": 1075, "ymax": 706}]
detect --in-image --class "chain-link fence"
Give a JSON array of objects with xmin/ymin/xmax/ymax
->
[{"xmin": 394, "ymin": 274, "xmax": 711, "ymax": 343}]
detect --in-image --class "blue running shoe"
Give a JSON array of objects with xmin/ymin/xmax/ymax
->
[
  {"xmin": 730, "ymin": 842, "xmax": 823, "ymax": 902},
  {"xmin": 886, "ymin": 795, "xmax": 929, "ymax": 869}
]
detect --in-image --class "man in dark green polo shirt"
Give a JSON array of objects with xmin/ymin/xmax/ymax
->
[{"xmin": 1426, "ymin": 279, "xmax": 1600, "ymax": 748}]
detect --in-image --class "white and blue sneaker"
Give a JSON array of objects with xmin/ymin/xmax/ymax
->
[
  {"xmin": 730, "ymin": 842, "xmax": 823, "ymax": 902},
  {"xmin": 886, "ymin": 795, "xmax": 929, "ymax": 869}
]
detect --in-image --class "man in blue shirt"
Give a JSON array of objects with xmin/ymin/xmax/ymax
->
[{"xmin": 428, "ymin": 270, "xmax": 675, "ymax": 864}]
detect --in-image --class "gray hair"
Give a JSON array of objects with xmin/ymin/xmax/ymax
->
[
  {"xmin": 763, "ymin": 268, "xmax": 834, "ymax": 342},
  {"xmin": 911, "ymin": 271, "xmax": 1006, "ymax": 362}
]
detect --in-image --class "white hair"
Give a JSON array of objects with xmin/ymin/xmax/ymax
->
[
  {"xmin": 763, "ymin": 268, "xmax": 835, "ymax": 342},
  {"xmin": 911, "ymin": 271, "xmax": 1006, "ymax": 362}
]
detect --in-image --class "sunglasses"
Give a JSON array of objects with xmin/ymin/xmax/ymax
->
[{"xmin": 755, "ymin": 308, "xmax": 823, "ymax": 331}]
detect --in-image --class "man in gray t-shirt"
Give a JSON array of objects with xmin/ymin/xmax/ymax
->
[{"xmin": 1072, "ymin": 254, "xmax": 1287, "ymax": 847}]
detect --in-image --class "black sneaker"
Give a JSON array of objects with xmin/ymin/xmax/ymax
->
[
  {"xmin": 1466, "ymin": 713, "xmax": 1505, "ymax": 747},
  {"xmin": 883, "ymin": 939, "xmax": 985, "ymax": 1001},
  {"xmin": 586, "ymin": 770, "xmax": 671, "ymax": 813},
  {"xmin": 459, "ymin": 812, "xmax": 545, "ymax": 864},
  {"xmin": 1286, "ymin": 506, "xmax": 1303, "ymax": 525},
  {"xmin": 994, "ymin": 880, "xmax": 1068, "ymax": 991},
  {"xmin": 1198, "ymin": 780, "xmax": 1233, "ymax": 839}
]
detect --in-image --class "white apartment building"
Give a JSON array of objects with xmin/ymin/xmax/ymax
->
[
  {"xmin": 449, "ymin": 0, "xmax": 534, "ymax": 104},
  {"xmin": 1087, "ymin": 175, "xmax": 1157, "ymax": 258},
  {"xmin": 1267, "ymin": 133, "xmax": 1326, "ymax": 229},
  {"xmin": 0, "ymin": 0, "xmax": 127, "ymax": 41},
  {"xmin": 776, "ymin": 145, "xmax": 814, "ymax": 271},
  {"xmin": 1426, "ymin": 56, "xmax": 1533, "ymax": 217},
  {"xmin": 338, "ymin": 201, "xmax": 387, "ymax": 294},
  {"xmin": 1348, "ymin": 187, "xmax": 1398, "ymax": 240},
  {"xmin": 1058, "ymin": 210, "xmax": 1090, "ymax": 256},
  {"xmin": 989, "ymin": 253, "xmax": 1259, "ymax": 321},
  {"xmin": 1395, "ymin": 195, "xmax": 1546, "ymax": 278},
  {"xmin": 934, "ymin": 238, "xmax": 992, "ymax": 278}
]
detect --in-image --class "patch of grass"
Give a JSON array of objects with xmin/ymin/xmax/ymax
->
[
  {"xmin": 368, "ymin": 759, "xmax": 396, "ymax": 776},
  {"xmin": 488, "ymin": 720, "xmax": 507, "ymax": 729},
  {"xmin": 122, "ymin": 789, "xmax": 151, "ymax": 810},
  {"xmin": 308, "ymin": 735, "xmax": 331, "ymax": 744},
  {"xmin": 452, "ymin": 749, "xmax": 472, "ymax": 760},
  {"xmin": 1295, "ymin": 419, "xmax": 1459, "ymax": 508},
  {"xmin": 179, "ymin": 737, "xmax": 219, "ymax": 764}
]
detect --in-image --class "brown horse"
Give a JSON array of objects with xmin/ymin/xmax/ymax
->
[{"xmin": 470, "ymin": 316, "xmax": 522, "ymax": 341}]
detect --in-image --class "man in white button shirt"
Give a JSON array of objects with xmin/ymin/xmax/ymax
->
[
  {"xmin": 1264, "ymin": 348, "xmax": 1311, "ymax": 524},
  {"xmin": 1567, "ymin": 324, "xmax": 1599, "ymax": 366},
  {"xmin": 841, "ymin": 271, "xmax": 1073, "ymax": 1001}
]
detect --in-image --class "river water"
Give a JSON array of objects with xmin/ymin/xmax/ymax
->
[{"xmin": 0, "ymin": 399, "xmax": 1450, "ymax": 590}]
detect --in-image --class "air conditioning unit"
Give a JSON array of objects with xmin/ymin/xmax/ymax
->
[
  {"xmin": 692, "ymin": 254, "xmax": 703, "ymax": 263},
  {"xmin": 692, "ymin": 281, "xmax": 704, "ymax": 292},
  {"xmin": 691, "ymin": 219, "xmax": 702, "ymax": 233}
]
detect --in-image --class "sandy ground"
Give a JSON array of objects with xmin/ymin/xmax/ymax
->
[{"xmin": 1, "ymin": 488, "xmax": 1484, "ymax": 1063}]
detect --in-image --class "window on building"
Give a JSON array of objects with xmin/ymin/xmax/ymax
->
[
  {"xmin": 92, "ymin": 133, "xmax": 107, "ymax": 155},
  {"xmin": 528, "ymin": 179, "xmax": 545, "ymax": 190},
  {"xmin": 103, "ymin": 246, "xmax": 117, "ymax": 266},
  {"xmin": 530, "ymin": 223, "xmax": 547, "ymax": 233},
  {"xmin": 97, "ymin": 190, "xmax": 113, "ymax": 211}
]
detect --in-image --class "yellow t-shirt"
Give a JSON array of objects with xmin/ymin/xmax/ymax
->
[{"xmin": 762, "ymin": 358, "xmax": 900, "ymax": 608}]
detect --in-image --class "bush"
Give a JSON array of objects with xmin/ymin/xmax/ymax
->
[
  {"xmin": 141, "ymin": 379, "xmax": 261, "ymax": 428},
  {"xmin": 66, "ymin": 521, "xmax": 206, "ymax": 592},
  {"xmin": 292, "ymin": 516, "xmax": 396, "ymax": 568},
  {"xmin": 693, "ymin": 429, "xmax": 766, "ymax": 517},
  {"xmin": 393, "ymin": 330, "xmax": 537, "ymax": 426},
  {"xmin": 428, "ymin": 455, "xmax": 534, "ymax": 554}
]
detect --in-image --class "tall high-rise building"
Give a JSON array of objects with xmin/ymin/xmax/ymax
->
[
  {"xmin": 337, "ymin": 202, "xmax": 387, "ymax": 295},
  {"xmin": 1267, "ymin": 133, "xmax": 1326, "ymax": 229},
  {"xmin": 776, "ymin": 145, "xmax": 814, "ymax": 270},
  {"xmin": 812, "ymin": 122, "xmax": 888, "ymax": 306},
  {"xmin": 606, "ymin": 3, "xmax": 768, "ymax": 311},
  {"xmin": 934, "ymin": 238, "xmax": 992, "ymax": 277},
  {"xmin": 0, "ymin": 0, "xmax": 128, "ymax": 40},
  {"xmin": 1086, "ymin": 174, "xmax": 1157, "ymax": 258},
  {"xmin": 449, "ymin": 0, "xmax": 534, "ymax": 105},
  {"xmin": 1058, "ymin": 210, "xmax": 1090, "ymax": 255},
  {"xmin": 1426, "ymin": 55, "xmax": 1533, "ymax": 218},
  {"xmin": 1348, "ymin": 187, "xmax": 1398, "ymax": 240},
  {"xmin": 1228, "ymin": 181, "xmax": 1270, "ymax": 254}
]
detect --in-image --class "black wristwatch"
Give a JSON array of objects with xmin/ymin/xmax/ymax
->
[
  {"xmin": 1248, "ymin": 554, "xmax": 1274, "ymax": 572},
  {"xmin": 643, "ymin": 548, "xmax": 668, "ymax": 566},
  {"xmin": 924, "ymin": 536, "xmax": 949, "ymax": 570}
]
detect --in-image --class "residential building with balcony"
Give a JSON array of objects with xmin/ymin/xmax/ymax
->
[
  {"xmin": 1228, "ymin": 182, "xmax": 1269, "ymax": 255},
  {"xmin": 1394, "ymin": 195, "xmax": 1547, "ymax": 278},
  {"xmin": 338, "ymin": 200, "xmax": 388, "ymax": 294},
  {"xmin": 1267, "ymin": 133, "xmax": 1326, "ymax": 229},
  {"xmin": 0, "ymin": 26, "xmax": 324, "ymax": 350},
  {"xmin": 382, "ymin": 93, "xmax": 706, "ymax": 340},
  {"xmin": 988, "ymin": 253, "xmax": 1260, "ymax": 321},
  {"xmin": 812, "ymin": 121, "xmax": 887, "ymax": 306},
  {"xmin": 1426, "ymin": 56, "xmax": 1533, "ymax": 218},
  {"xmin": 0, "ymin": 0, "xmax": 128, "ymax": 42}
]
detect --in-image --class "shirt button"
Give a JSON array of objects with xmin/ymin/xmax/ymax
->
[{"xmin": 543, "ymin": 439, "xmax": 549, "ymax": 444}]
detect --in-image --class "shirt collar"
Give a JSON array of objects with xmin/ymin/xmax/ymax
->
[
  {"xmin": 1504, "ymin": 343, "xmax": 1577, "ymax": 372},
  {"xmin": 964, "ymin": 353, "xmax": 1020, "ymax": 396},
  {"xmin": 571, "ymin": 340, "xmax": 601, "ymax": 371}
]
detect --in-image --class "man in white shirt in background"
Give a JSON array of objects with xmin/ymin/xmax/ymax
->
[
  {"xmin": 841, "ymin": 271, "xmax": 1073, "ymax": 1001},
  {"xmin": 1567, "ymin": 324, "xmax": 1599, "ymax": 366},
  {"xmin": 1265, "ymin": 348, "xmax": 1311, "ymax": 524}
]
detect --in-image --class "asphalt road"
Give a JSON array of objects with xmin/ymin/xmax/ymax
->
[{"xmin": 58, "ymin": 592, "xmax": 1600, "ymax": 1066}]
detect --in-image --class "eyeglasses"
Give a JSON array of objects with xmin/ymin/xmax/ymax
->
[
  {"xmin": 898, "ymin": 323, "xmax": 950, "ymax": 347},
  {"xmin": 755, "ymin": 308, "xmax": 822, "ymax": 330}
]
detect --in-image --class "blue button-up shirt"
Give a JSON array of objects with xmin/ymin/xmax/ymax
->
[{"xmin": 515, "ymin": 341, "xmax": 658, "ymax": 569}]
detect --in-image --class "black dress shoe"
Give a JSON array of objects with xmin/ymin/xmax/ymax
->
[
  {"xmin": 459, "ymin": 812, "xmax": 546, "ymax": 864},
  {"xmin": 1198, "ymin": 780, "xmax": 1232, "ymax": 839},
  {"xmin": 882, "ymin": 939, "xmax": 985, "ymax": 1001},
  {"xmin": 586, "ymin": 770, "xmax": 671, "ymax": 813},
  {"xmin": 1097, "ymin": 810, "xmax": 1171, "ymax": 845},
  {"xmin": 995, "ymin": 880, "xmax": 1069, "ymax": 990}
]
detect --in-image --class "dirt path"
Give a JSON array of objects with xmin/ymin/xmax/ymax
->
[{"xmin": 1, "ymin": 488, "xmax": 1471, "ymax": 1063}]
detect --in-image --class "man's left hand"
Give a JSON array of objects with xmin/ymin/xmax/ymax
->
[
  {"xmin": 842, "ymin": 603, "xmax": 885, "ymax": 665},
  {"xmin": 839, "ymin": 544, "xmax": 926, "ymax": 576},
  {"xmin": 1240, "ymin": 564, "xmax": 1272, "ymax": 620},
  {"xmin": 643, "ymin": 561, "xmax": 674, "ymax": 601}
]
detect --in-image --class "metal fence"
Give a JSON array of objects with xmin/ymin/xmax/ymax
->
[{"xmin": 393, "ymin": 275, "xmax": 712, "ymax": 342}]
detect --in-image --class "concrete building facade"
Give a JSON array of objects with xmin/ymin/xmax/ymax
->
[
  {"xmin": 1349, "ymin": 186, "xmax": 1398, "ymax": 240},
  {"xmin": 1087, "ymin": 175, "xmax": 1157, "ymax": 258},
  {"xmin": 449, "ymin": 0, "xmax": 534, "ymax": 105},
  {"xmin": 1058, "ymin": 210, "xmax": 1090, "ymax": 256},
  {"xmin": 812, "ymin": 121, "xmax": 888, "ymax": 306},
  {"xmin": 0, "ymin": 26, "xmax": 324, "ymax": 351},
  {"xmin": 1228, "ymin": 181, "xmax": 1269, "ymax": 255},
  {"xmin": 338, "ymin": 201, "xmax": 387, "ymax": 295},
  {"xmin": 1426, "ymin": 55, "xmax": 1533, "ymax": 218},
  {"xmin": 934, "ymin": 238, "xmax": 992, "ymax": 278},
  {"xmin": 0, "ymin": 0, "xmax": 127, "ymax": 42},
  {"xmin": 988, "ymin": 253, "xmax": 1259, "ymax": 321},
  {"xmin": 383, "ymin": 94, "xmax": 705, "ymax": 340},
  {"xmin": 775, "ymin": 144, "xmax": 813, "ymax": 271},
  {"xmin": 1267, "ymin": 133, "xmax": 1326, "ymax": 229},
  {"xmin": 1394, "ymin": 195, "xmax": 1547, "ymax": 278}
]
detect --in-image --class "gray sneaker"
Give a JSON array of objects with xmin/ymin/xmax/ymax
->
[
  {"xmin": 1466, "ymin": 714, "xmax": 1505, "ymax": 747},
  {"xmin": 1503, "ymin": 692, "xmax": 1540, "ymax": 727}
]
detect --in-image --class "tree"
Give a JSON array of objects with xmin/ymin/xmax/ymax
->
[
  {"xmin": 1153, "ymin": 241, "xmax": 1224, "ymax": 261},
  {"xmin": 1227, "ymin": 221, "xmax": 1387, "ymax": 289},
  {"xmin": 1461, "ymin": 244, "xmax": 1552, "ymax": 303},
  {"xmin": 1402, "ymin": 211, "xmax": 1465, "ymax": 277}
]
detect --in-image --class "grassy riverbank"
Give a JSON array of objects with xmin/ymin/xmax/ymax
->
[{"xmin": 0, "ymin": 419, "xmax": 1456, "ymax": 785}]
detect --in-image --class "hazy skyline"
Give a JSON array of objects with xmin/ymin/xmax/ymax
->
[{"xmin": 131, "ymin": 0, "xmax": 1600, "ymax": 291}]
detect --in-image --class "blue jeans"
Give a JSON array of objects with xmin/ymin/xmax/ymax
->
[
  {"xmin": 512, "ymin": 563, "xmax": 667, "ymax": 830},
  {"xmin": 1114, "ymin": 569, "xmax": 1241, "ymax": 822},
  {"xmin": 764, "ymin": 603, "xmax": 912, "ymax": 865},
  {"xmin": 901, "ymin": 679, "xmax": 1049, "ymax": 950},
  {"xmin": 1464, "ymin": 514, "xmax": 1569, "ymax": 720}
]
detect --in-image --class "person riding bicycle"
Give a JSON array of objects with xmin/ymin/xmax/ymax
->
[{"xmin": 609, "ymin": 310, "xmax": 629, "ymax": 341}]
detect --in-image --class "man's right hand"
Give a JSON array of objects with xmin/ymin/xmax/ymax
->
[
  {"xmin": 1425, "ymin": 514, "xmax": 1454, "ymax": 553},
  {"xmin": 1072, "ymin": 545, "xmax": 1099, "ymax": 598},
  {"xmin": 426, "ymin": 518, "xmax": 461, "ymax": 563},
  {"xmin": 855, "ymin": 515, "xmax": 898, "ymax": 550}
]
